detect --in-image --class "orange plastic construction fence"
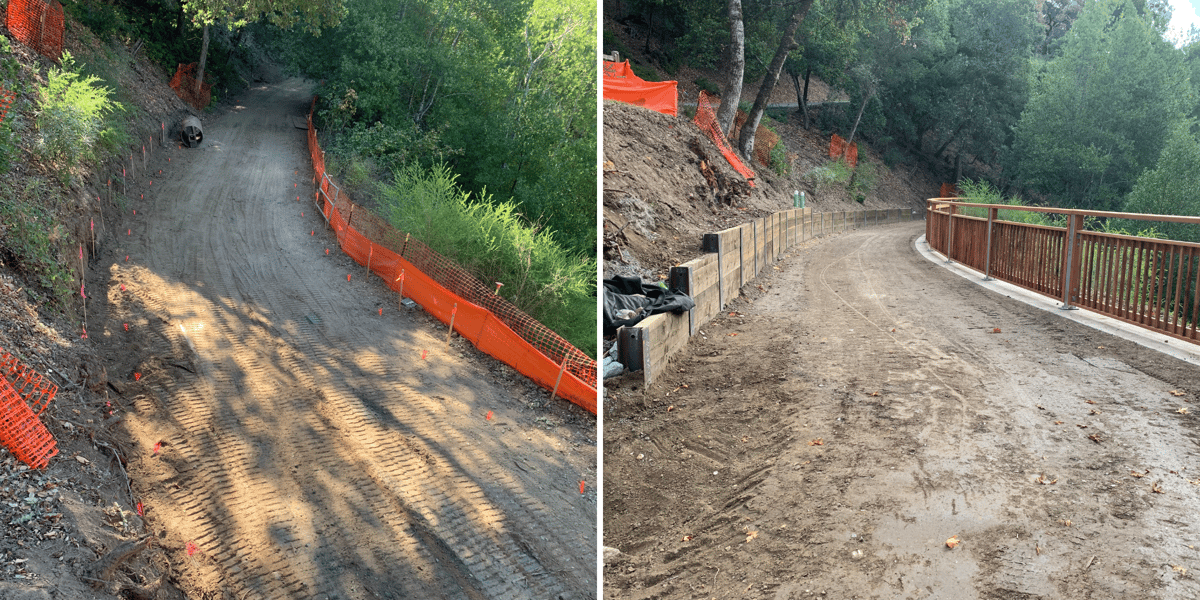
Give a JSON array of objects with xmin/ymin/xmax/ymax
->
[
  {"xmin": 939, "ymin": 183, "xmax": 959, "ymax": 198},
  {"xmin": 603, "ymin": 60, "xmax": 678, "ymax": 116},
  {"xmin": 169, "ymin": 63, "xmax": 212, "ymax": 111},
  {"xmin": 0, "ymin": 349, "xmax": 58, "ymax": 469},
  {"xmin": 0, "ymin": 88, "xmax": 15, "ymax": 126},
  {"xmin": 733, "ymin": 111, "xmax": 780, "ymax": 168},
  {"xmin": 829, "ymin": 134, "xmax": 858, "ymax": 167},
  {"xmin": 5, "ymin": 0, "xmax": 63, "ymax": 60},
  {"xmin": 306, "ymin": 99, "xmax": 596, "ymax": 414},
  {"xmin": 694, "ymin": 91, "xmax": 755, "ymax": 185}
]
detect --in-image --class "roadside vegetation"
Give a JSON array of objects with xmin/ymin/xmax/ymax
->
[
  {"xmin": 606, "ymin": 0, "xmax": 1200, "ymax": 241},
  {"xmin": 263, "ymin": 0, "xmax": 597, "ymax": 353}
]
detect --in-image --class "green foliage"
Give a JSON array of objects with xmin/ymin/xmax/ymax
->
[
  {"xmin": 378, "ymin": 164, "xmax": 596, "ymax": 355},
  {"xmin": 693, "ymin": 77, "xmax": 720, "ymax": 96},
  {"xmin": 955, "ymin": 178, "xmax": 1059, "ymax": 225},
  {"xmin": 271, "ymin": 0, "xmax": 596, "ymax": 257},
  {"xmin": 1119, "ymin": 121, "xmax": 1200, "ymax": 243},
  {"xmin": 1011, "ymin": 0, "xmax": 1190, "ymax": 211},
  {"xmin": 0, "ymin": 180, "xmax": 74, "ymax": 307},
  {"xmin": 35, "ymin": 52, "xmax": 119, "ymax": 171},
  {"xmin": 802, "ymin": 158, "xmax": 854, "ymax": 193},
  {"xmin": 850, "ymin": 159, "xmax": 877, "ymax": 195}
]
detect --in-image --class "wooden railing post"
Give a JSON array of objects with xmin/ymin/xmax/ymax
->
[
  {"xmin": 984, "ymin": 207, "xmax": 997, "ymax": 280},
  {"xmin": 946, "ymin": 204, "xmax": 957, "ymax": 263},
  {"xmin": 1061, "ymin": 213, "xmax": 1083, "ymax": 310}
]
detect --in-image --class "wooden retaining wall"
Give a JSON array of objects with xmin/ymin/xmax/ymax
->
[{"xmin": 618, "ymin": 207, "xmax": 915, "ymax": 385}]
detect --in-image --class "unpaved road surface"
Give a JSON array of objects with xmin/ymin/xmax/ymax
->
[
  {"xmin": 89, "ymin": 79, "xmax": 595, "ymax": 599},
  {"xmin": 604, "ymin": 221, "xmax": 1200, "ymax": 600}
]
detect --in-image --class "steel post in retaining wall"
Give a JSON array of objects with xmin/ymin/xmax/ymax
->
[
  {"xmin": 617, "ymin": 327, "xmax": 644, "ymax": 373},
  {"xmin": 669, "ymin": 265, "xmax": 695, "ymax": 336},
  {"xmin": 984, "ymin": 207, "xmax": 997, "ymax": 280},
  {"xmin": 702, "ymin": 233, "xmax": 724, "ymax": 309}
]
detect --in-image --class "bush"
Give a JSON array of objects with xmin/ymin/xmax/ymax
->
[
  {"xmin": 378, "ymin": 164, "xmax": 595, "ymax": 355},
  {"xmin": 35, "ymin": 52, "xmax": 119, "ymax": 170},
  {"xmin": 801, "ymin": 159, "xmax": 853, "ymax": 193},
  {"xmin": 0, "ymin": 180, "xmax": 74, "ymax": 306},
  {"xmin": 694, "ymin": 77, "xmax": 719, "ymax": 96}
]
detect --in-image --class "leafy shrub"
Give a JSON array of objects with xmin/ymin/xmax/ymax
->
[
  {"xmin": 802, "ymin": 159, "xmax": 853, "ymax": 193},
  {"xmin": 0, "ymin": 180, "xmax": 74, "ymax": 306},
  {"xmin": 850, "ymin": 158, "xmax": 877, "ymax": 195},
  {"xmin": 35, "ymin": 52, "xmax": 119, "ymax": 170},
  {"xmin": 378, "ymin": 164, "xmax": 595, "ymax": 355},
  {"xmin": 882, "ymin": 147, "xmax": 906, "ymax": 168},
  {"xmin": 762, "ymin": 124, "xmax": 789, "ymax": 177},
  {"xmin": 694, "ymin": 77, "xmax": 719, "ymax": 96}
]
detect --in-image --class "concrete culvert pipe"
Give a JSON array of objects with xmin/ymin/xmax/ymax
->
[{"xmin": 181, "ymin": 116, "xmax": 203, "ymax": 147}]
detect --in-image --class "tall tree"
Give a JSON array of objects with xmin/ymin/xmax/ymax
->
[
  {"xmin": 1011, "ymin": 0, "xmax": 1189, "ymax": 210},
  {"xmin": 1123, "ymin": 120, "xmax": 1200, "ymax": 243},
  {"xmin": 186, "ymin": 0, "xmax": 347, "ymax": 91},
  {"xmin": 737, "ymin": 0, "xmax": 816, "ymax": 160},
  {"xmin": 715, "ymin": 0, "xmax": 745, "ymax": 138}
]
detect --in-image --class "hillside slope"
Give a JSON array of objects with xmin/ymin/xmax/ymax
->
[{"xmin": 603, "ymin": 99, "xmax": 939, "ymax": 282}]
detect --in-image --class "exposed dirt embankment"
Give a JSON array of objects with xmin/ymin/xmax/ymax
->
[{"xmin": 602, "ymin": 100, "xmax": 937, "ymax": 284}]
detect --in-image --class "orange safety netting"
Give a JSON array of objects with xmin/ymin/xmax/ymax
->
[
  {"xmin": 939, "ymin": 183, "xmax": 959, "ymax": 198},
  {"xmin": 169, "ymin": 63, "xmax": 212, "ymax": 111},
  {"xmin": 306, "ymin": 99, "xmax": 596, "ymax": 414},
  {"xmin": 0, "ymin": 88, "xmax": 15, "ymax": 126},
  {"xmin": 829, "ymin": 134, "xmax": 858, "ymax": 167},
  {"xmin": 694, "ymin": 91, "xmax": 755, "ymax": 185},
  {"xmin": 603, "ymin": 60, "xmax": 678, "ymax": 116},
  {"xmin": 0, "ymin": 349, "xmax": 58, "ymax": 469},
  {"xmin": 5, "ymin": 0, "xmax": 63, "ymax": 60},
  {"xmin": 733, "ymin": 111, "xmax": 780, "ymax": 168}
]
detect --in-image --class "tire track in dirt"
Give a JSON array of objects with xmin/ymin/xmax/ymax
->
[
  {"xmin": 605, "ymin": 222, "xmax": 1200, "ymax": 600},
  {"xmin": 93, "ymin": 79, "xmax": 594, "ymax": 600}
]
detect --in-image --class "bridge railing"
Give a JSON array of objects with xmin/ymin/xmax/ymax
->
[{"xmin": 926, "ymin": 199, "xmax": 1200, "ymax": 344}]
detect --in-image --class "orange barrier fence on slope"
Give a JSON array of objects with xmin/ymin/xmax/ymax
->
[
  {"xmin": 305, "ymin": 100, "xmax": 596, "ymax": 413},
  {"xmin": 5, "ymin": 0, "xmax": 63, "ymax": 60},
  {"xmin": 829, "ymin": 134, "xmax": 858, "ymax": 167},
  {"xmin": 939, "ymin": 183, "xmax": 958, "ymax": 198},
  {"xmin": 733, "ymin": 111, "xmax": 781, "ymax": 168},
  {"xmin": 694, "ymin": 91, "xmax": 755, "ymax": 186},
  {"xmin": 169, "ymin": 63, "xmax": 212, "ymax": 111},
  {"xmin": 603, "ymin": 60, "xmax": 678, "ymax": 116},
  {"xmin": 0, "ymin": 350, "xmax": 58, "ymax": 469}
]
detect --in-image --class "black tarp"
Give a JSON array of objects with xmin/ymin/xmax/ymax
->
[{"xmin": 603, "ymin": 275, "xmax": 695, "ymax": 334}]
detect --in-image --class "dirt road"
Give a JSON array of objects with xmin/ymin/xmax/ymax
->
[
  {"xmin": 604, "ymin": 221, "xmax": 1200, "ymax": 599},
  {"xmin": 90, "ymin": 79, "xmax": 595, "ymax": 599}
]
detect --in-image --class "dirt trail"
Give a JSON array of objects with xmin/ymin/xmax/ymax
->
[
  {"xmin": 89, "ymin": 79, "xmax": 595, "ymax": 599},
  {"xmin": 604, "ymin": 222, "xmax": 1200, "ymax": 600}
]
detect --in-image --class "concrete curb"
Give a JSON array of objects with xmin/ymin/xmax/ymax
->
[{"xmin": 915, "ymin": 234, "xmax": 1200, "ymax": 367}]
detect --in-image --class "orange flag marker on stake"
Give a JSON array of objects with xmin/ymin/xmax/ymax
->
[{"xmin": 580, "ymin": 480, "xmax": 586, "ymax": 494}]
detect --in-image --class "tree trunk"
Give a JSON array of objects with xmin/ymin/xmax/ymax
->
[
  {"xmin": 195, "ymin": 24, "xmax": 210, "ymax": 94},
  {"xmin": 846, "ymin": 89, "xmax": 873, "ymax": 146},
  {"xmin": 715, "ymin": 0, "xmax": 745, "ymax": 139},
  {"xmin": 802, "ymin": 67, "xmax": 812, "ymax": 129},
  {"xmin": 737, "ymin": 0, "xmax": 815, "ymax": 160}
]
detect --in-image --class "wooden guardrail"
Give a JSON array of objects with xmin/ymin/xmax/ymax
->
[
  {"xmin": 617, "ymin": 207, "xmax": 917, "ymax": 385},
  {"xmin": 926, "ymin": 199, "xmax": 1200, "ymax": 345}
]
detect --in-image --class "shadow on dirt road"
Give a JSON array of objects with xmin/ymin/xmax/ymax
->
[{"xmin": 90, "ymin": 79, "xmax": 596, "ymax": 600}]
